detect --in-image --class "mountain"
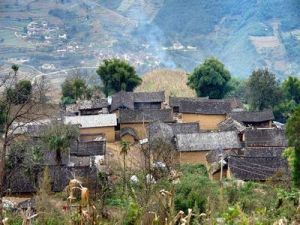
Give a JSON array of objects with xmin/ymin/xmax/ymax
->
[{"xmin": 0, "ymin": 0, "xmax": 300, "ymax": 78}]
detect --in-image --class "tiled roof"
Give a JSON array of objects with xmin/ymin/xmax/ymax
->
[
  {"xmin": 64, "ymin": 114, "xmax": 117, "ymax": 128},
  {"xmin": 176, "ymin": 131, "xmax": 241, "ymax": 151},
  {"xmin": 78, "ymin": 99, "xmax": 109, "ymax": 110},
  {"xmin": 11, "ymin": 119, "xmax": 52, "ymax": 136},
  {"xmin": 243, "ymin": 147, "xmax": 285, "ymax": 157},
  {"xmin": 134, "ymin": 91, "xmax": 165, "ymax": 103},
  {"xmin": 169, "ymin": 96, "xmax": 208, "ymax": 107},
  {"xmin": 179, "ymin": 99, "xmax": 233, "ymax": 114},
  {"xmin": 168, "ymin": 122, "xmax": 200, "ymax": 134},
  {"xmin": 229, "ymin": 109, "xmax": 274, "ymax": 123},
  {"xmin": 218, "ymin": 118, "xmax": 246, "ymax": 133},
  {"xmin": 228, "ymin": 154, "xmax": 289, "ymax": 181},
  {"xmin": 244, "ymin": 128, "xmax": 288, "ymax": 147},
  {"xmin": 119, "ymin": 109, "xmax": 173, "ymax": 123},
  {"xmin": 110, "ymin": 91, "xmax": 134, "ymax": 112}
]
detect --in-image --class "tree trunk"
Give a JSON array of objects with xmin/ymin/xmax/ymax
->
[
  {"xmin": 123, "ymin": 154, "xmax": 126, "ymax": 193},
  {"xmin": 0, "ymin": 143, "xmax": 7, "ymax": 225}
]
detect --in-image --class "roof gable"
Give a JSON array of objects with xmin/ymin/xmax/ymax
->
[
  {"xmin": 176, "ymin": 131, "xmax": 241, "ymax": 151},
  {"xmin": 64, "ymin": 114, "xmax": 117, "ymax": 128}
]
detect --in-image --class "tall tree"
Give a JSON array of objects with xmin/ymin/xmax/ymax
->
[
  {"xmin": 246, "ymin": 68, "xmax": 282, "ymax": 110},
  {"xmin": 0, "ymin": 66, "xmax": 48, "ymax": 224},
  {"xmin": 285, "ymin": 105, "xmax": 300, "ymax": 186},
  {"xmin": 282, "ymin": 76, "xmax": 300, "ymax": 104},
  {"xmin": 61, "ymin": 77, "xmax": 90, "ymax": 105},
  {"xmin": 6, "ymin": 80, "xmax": 32, "ymax": 104},
  {"xmin": 96, "ymin": 58, "xmax": 142, "ymax": 97},
  {"xmin": 187, "ymin": 57, "xmax": 232, "ymax": 99}
]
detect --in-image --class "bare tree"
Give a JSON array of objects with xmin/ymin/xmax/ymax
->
[{"xmin": 0, "ymin": 66, "xmax": 50, "ymax": 224}]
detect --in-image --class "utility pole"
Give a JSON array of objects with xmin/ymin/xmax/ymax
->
[{"xmin": 219, "ymin": 148, "xmax": 224, "ymax": 182}]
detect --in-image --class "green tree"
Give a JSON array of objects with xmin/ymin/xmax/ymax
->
[
  {"xmin": 61, "ymin": 77, "xmax": 90, "ymax": 105},
  {"xmin": 285, "ymin": 105, "xmax": 300, "ymax": 186},
  {"xmin": 11, "ymin": 64, "xmax": 19, "ymax": 76},
  {"xmin": 282, "ymin": 76, "xmax": 300, "ymax": 104},
  {"xmin": 246, "ymin": 69, "xmax": 282, "ymax": 110},
  {"xmin": 187, "ymin": 57, "xmax": 232, "ymax": 99},
  {"xmin": 226, "ymin": 77, "xmax": 247, "ymax": 103},
  {"xmin": 41, "ymin": 121, "xmax": 79, "ymax": 164},
  {"xmin": 6, "ymin": 80, "xmax": 32, "ymax": 104},
  {"xmin": 274, "ymin": 76, "xmax": 300, "ymax": 123},
  {"xmin": 96, "ymin": 58, "xmax": 142, "ymax": 96}
]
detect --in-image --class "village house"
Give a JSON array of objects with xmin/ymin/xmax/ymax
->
[
  {"xmin": 178, "ymin": 99, "xmax": 234, "ymax": 130},
  {"xmin": 221, "ymin": 128, "xmax": 289, "ymax": 181},
  {"xmin": 64, "ymin": 114, "xmax": 117, "ymax": 142},
  {"xmin": 119, "ymin": 109, "xmax": 174, "ymax": 140},
  {"xmin": 228, "ymin": 109, "xmax": 274, "ymax": 128},
  {"xmin": 66, "ymin": 99, "xmax": 109, "ymax": 116},
  {"xmin": 175, "ymin": 131, "xmax": 241, "ymax": 165},
  {"xmin": 110, "ymin": 91, "xmax": 165, "ymax": 115}
]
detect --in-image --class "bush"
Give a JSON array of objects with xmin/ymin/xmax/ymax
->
[{"xmin": 175, "ymin": 164, "xmax": 219, "ymax": 214}]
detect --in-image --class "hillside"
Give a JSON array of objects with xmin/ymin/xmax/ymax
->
[
  {"xmin": 135, "ymin": 69, "xmax": 195, "ymax": 100},
  {"xmin": 0, "ymin": 0, "xmax": 300, "ymax": 78}
]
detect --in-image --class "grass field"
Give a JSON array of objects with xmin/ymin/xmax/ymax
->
[{"xmin": 136, "ymin": 69, "xmax": 196, "ymax": 101}]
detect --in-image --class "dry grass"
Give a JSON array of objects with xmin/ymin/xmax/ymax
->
[{"xmin": 136, "ymin": 69, "xmax": 195, "ymax": 101}]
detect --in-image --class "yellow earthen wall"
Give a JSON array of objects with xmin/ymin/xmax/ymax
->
[
  {"xmin": 80, "ymin": 127, "xmax": 115, "ymax": 142},
  {"xmin": 177, "ymin": 151, "xmax": 209, "ymax": 164},
  {"xmin": 181, "ymin": 113, "xmax": 226, "ymax": 130},
  {"xmin": 121, "ymin": 134, "xmax": 136, "ymax": 143}
]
